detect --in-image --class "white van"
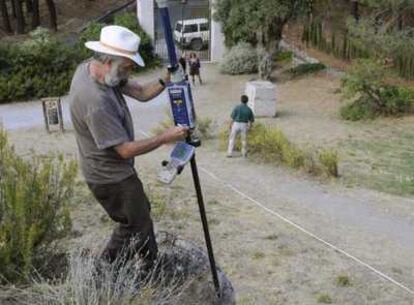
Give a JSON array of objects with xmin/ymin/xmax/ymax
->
[{"xmin": 174, "ymin": 18, "xmax": 209, "ymax": 51}]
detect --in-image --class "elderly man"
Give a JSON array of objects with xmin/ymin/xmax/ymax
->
[{"xmin": 69, "ymin": 25, "xmax": 188, "ymax": 266}]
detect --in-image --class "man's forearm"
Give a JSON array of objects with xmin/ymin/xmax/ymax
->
[
  {"xmin": 115, "ymin": 135, "xmax": 165, "ymax": 159},
  {"xmin": 115, "ymin": 125, "xmax": 189, "ymax": 159},
  {"xmin": 138, "ymin": 80, "xmax": 165, "ymax": 101},
  {"xmin": 123, "ymin": 79, "xmax": 166, "ymax": 102}
]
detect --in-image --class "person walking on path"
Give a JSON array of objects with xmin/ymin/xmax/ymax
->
[
  {"xmin": 179, "ymin": 52, "xmax": 187, "ymax": 75},
  {"xmin": 68, "ymin": 25, "xmax": 188, "ymax": 268},
  {"xmin": 189, "ymin": 52, "xmax": 202, "ymax": 85},
  {"xmin": 227, "ymin": 95, "xmax": 255, "ymax": 158}
]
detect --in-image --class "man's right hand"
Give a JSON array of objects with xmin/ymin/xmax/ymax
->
[{"xmin": 161, "ymin": 126, "xmax": 189, "ymax": 144}]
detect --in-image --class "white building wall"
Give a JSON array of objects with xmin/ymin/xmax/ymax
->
[
  {"xmin": 210, "ymin": 0, "xmax": 226, "ymax": 62},
  {"xmin": 137, "ymin": 0, "xmax": 155, "ymax": 42}
]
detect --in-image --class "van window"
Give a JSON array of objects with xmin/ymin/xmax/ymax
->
[
  {"xmin": 200, "ymin": 23, "xmax": 209, "ymax": 31},
  {"xmin": 183, "ymin": 24, "xmax": 198, "ymax": 33},
  {"xmin": 175, "ymin": 23, "xmax": 183, "ymax": 32}
]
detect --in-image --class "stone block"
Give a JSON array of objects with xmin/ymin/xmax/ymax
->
[{"xmin": 245, "ymin": 81, "xmax": 276, "ymax": 117}]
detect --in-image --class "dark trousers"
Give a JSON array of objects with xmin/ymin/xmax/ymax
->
[{"xmin": 87, "ymin": 174, "xmax": 158, "ymax": 265}]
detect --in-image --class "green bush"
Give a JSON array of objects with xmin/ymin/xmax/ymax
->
[
  {"xmin": 219, "ymin": 123, "xmax": 339, "ymax": 177},
  {"xmin": 275, "ymin": 51, "xmax": 293, "ymax": 62},
  {"xmin": 0, "ymin": 129, "xmax": 77, "ymax": 283},
  {"xmin": 220, "ymin": 42, "xmax": 258, "ymax": 75},
  {"xmin": 79, "ymin": 13, "xmax": 156, "ymax": 67},
  {"xmin": 340, "ymin": 99, "xmax": 373, "ymax": 121},
  {"xmin": 0, "ymin": 28, "xmax": 82, "ymax": 103},
  {"xmin": 77, "ymin": 21, "xmax": 105, "ymax": 59},
  {"xmin": 195, "ymin": 117, "xmax": 214, "ymax": 140},
  {"xmin": 317, "ymin": 293, "xmax": 333, "ymax": 304},
  {"xmin": 288, "ymin": 63, "xmax": 326, "ymax": 78},
  {"xmin": 113, "ymin": 12, "xmax": 155, "ymax": 66},
  {"xmin": 0, "ymin": 13, "xmax": 157, "ymax": 103},
  {"xmin": 340, "ymin": 59, "xmax": 414, "ymax": 120},
  {"xmin": 336, "ymin": 274, "xmax": 351, "ymax": 287}
]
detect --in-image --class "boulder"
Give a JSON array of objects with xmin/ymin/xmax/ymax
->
[{"xmin": 153, "ymin": 232, "xmax": 235, "ymax": 305}]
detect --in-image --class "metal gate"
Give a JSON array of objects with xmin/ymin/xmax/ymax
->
[{"xmin": 154, "ymin": 0, "xmax": 211, "ymax": 62}]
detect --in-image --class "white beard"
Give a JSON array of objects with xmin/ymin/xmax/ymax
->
[
  {"xmin": 104, "ymin": 73, "xmax": 121, "ymax": 87},
  {"xmin": 104, "ymin": 63, "xmax": 129, "ymax": 87}
]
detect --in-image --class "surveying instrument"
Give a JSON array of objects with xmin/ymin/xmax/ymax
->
[{"xmin": 155, "ymin": 0, "xmax": 221, "ymax": 298}]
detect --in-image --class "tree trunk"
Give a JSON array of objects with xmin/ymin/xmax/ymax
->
[
  {"xmin": 10, "ymin": 0, "xmax": 16, "ymax": 17},
  {"xmin": 25, "ymin": 0, "xmax": 32, "ymax": 12},
  {"xmin": 13, "ymin": 0, "xmax": 25, "ymax": 33},
  {"xmin": 0, "ymin": 0, "xmax": 12, "ymax": 33},
  {"xmin": 266, "ymin": 19, "xmax": 284, "ymax": 56},
  {"xmin": 45, "ymin": 0, "xmax": 57, "ymax": 31},
  {"xmin": 31, "ymin": 0, "xmax": 39, "ymax": 29},
  {"xmin": 351, "ymin": 0, "xmax": 359, "ymax": 22}
]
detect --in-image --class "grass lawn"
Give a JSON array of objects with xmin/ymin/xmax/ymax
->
[{"xmin": 340, "ymin": 129, "xmax": 414, "ymax": 196}]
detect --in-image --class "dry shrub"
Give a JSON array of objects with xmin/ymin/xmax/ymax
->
[
  {"xmin": 0, "ymin": 238, "xmax": 187, "ymax": 305},
  {"xmin": 0, "ymin": 129, "xmax": 77, "ymax": 284},
  {"xmin": 219, "ymin": 123, "xmax": 339, "ymax": 177}
]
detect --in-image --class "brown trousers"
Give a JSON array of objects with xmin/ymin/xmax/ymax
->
[{"xmin": 87, "ymin": 174, "xmax": 157, "ymax": 265}]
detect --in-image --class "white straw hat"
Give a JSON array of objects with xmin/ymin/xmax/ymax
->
[{"xmin": 85, "ymin": 25, "xmax": 145, "ymax": 67}]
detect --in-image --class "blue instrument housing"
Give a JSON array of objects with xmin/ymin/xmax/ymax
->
[{"xmin": 167, "ymin": 80, "xmax": 196, "ymax": 129}]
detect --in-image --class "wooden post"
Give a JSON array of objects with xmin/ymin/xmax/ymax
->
[
  {"xmin": 42, "ymin": 97, "xmax": 64, "ymax": 133},
  {"xmin": 42, "ymin": 100, "xmax": 50, "ymax": 133},
  {"xmin": 57, "ymin": 98, "xmax": 64, "ymax": 132}
]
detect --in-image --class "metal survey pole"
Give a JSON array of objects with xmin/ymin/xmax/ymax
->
[
  {"xmin": 189, "ymin": 153, "xmax": 221, "ymax": 296},
  {"xmin": 156, "ymin": 0, "xmax": 221, "ymax": 297}
]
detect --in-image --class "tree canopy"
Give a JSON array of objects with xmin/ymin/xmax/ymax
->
[{"xmin": 214, "ymin": 0, "xmax": 308, "ymax": 52}]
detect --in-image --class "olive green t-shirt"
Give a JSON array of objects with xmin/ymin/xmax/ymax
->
[
  {"xmin": 68, "ymin": 61, "xmax": 135, "ymax": 184},
  {"xmin": 231, "ymin": 103, "xmax": 255, "ymax": 123}
]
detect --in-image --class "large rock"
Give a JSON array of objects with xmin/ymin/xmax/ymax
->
[
  {"xmin": 245, "ymin": 81, "xmax": 277, "ymax": 117},
  {"xmin": 154, "ymin": 233, "xmax": 235, "ymax": 305}
]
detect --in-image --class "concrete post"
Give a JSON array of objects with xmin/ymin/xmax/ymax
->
[
  {"xmin": 137, "ymin": 0, "xmax": 155, "ymax": 42},
  {"xmin": 210, "ymin": 0, "xmax": 226, "ymax": 62}
]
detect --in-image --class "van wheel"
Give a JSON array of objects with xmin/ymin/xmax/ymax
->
[{"xmin": 190, "ymin": 39, "xmax": 203, "ymax": 51}]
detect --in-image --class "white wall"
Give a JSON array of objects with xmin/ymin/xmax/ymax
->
[
  {"xmin": 137, "ymin": 0, "xmax": 155, "ymax": 42},
  {"xmin": 210, "ymin": 0, "xmax": 226, "ymax": 62}
]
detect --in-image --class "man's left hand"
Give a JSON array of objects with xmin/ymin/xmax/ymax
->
[{"xmin": 163, "ymin": 69, "xmax": 171, "ymax": 84}]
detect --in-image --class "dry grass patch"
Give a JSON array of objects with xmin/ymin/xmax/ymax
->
[{"xmin": 219, "ymin": 123, "xmax": 339, "ymax": 177}]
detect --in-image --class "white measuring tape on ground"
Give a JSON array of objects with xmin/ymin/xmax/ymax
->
[
  {"xmin": 138, "ymin": 129, "xmax": 414, "ymax": 296},
  {"xmin": 199, "ymin": 168, "xmax": 414, "ymax": 296}
]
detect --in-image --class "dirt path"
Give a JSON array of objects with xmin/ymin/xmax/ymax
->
[{"xmin": 3, "ymin": 64, "xmax": 414, "ymax": 304}]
